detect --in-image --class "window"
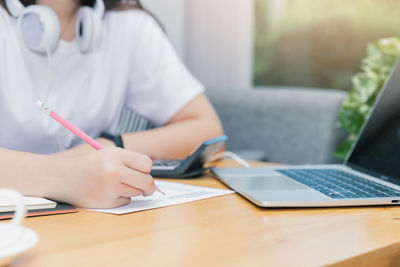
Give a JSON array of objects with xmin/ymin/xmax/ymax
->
[{"xmin": 254, "ymin": 0, "xmax": 400, "ymax": 90}]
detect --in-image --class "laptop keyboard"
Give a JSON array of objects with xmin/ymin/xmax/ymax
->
[{"xmin": 277, "ymin": 169, "xmax": 400, "ymax": 199}]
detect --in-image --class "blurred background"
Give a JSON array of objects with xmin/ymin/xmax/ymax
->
[{"xmin": 142, "ymin": 0, "xmax": 400, "ymax": 91}]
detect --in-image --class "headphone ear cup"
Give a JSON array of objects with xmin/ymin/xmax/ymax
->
[
  {"xmin": 76, "ymin": 6, "xmax": 101, "ymax": 53},
  {"xmin": 17, "ymin": 5, "xmax": 60, "ymax": 53}
]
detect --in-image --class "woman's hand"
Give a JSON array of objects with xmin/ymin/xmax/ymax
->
[{"xmin": 45, "ymin": 147, "xmax": 155, "ymax": 208}]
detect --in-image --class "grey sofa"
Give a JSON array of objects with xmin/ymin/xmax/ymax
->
[
  {"xmin": 118, "ymin": 87, "xmax": 347, "ymax": 165},
  {"xmin": 206, "ymin": 87, "xmax": 348, "ymax": 165}
]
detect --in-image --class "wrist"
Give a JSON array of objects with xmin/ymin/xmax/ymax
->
[
  {"xmin": 97, "ymin": 137, "xmax": 116, "ymax": 148},
  {"xmin": 30, "ymin": 154, "xmax": 64, "ymax": 199},
  {"xmin": 39, "ymin": 154, "xmax": 84, "ymax": 203},
  {"xmin": 99, "ymin": 132, "xmax": 124, "ymax": 148}
]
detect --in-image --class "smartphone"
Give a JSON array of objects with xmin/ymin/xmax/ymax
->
[{"xmin": 150, "ymin": 135, "xmax": 228, "ymax": 178}]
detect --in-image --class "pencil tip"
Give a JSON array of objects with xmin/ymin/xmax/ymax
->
[{"xmin": 156, "ymin": 186, "xmax": 166, "ymax": 195}]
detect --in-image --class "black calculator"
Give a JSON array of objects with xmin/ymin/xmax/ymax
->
[{"xmin": 150, "ymin": 135, "xmax": 228, "ymax": 178}]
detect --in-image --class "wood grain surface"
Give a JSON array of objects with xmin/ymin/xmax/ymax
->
[{"xmin": 8, "ymin": 160, "xmax": 400, "ymax": 267}]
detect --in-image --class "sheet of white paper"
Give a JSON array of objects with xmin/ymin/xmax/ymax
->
[{"xmin": 88, "ymin": 181, "xmax": 235, "ymax": 215}]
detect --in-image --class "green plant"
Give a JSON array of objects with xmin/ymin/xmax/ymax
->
[{"xmin": 335, "ymin": 37, "xmax": 400, "ymax": 160}]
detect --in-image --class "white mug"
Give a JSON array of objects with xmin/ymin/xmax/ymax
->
[{"xmin": 0, "ymin": 189, "xmax": 38, "ymax": 265}]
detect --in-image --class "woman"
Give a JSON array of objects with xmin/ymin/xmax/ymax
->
[{"xmin": 0, "ymin": 0, "xmax": 223, "ymax": 208}]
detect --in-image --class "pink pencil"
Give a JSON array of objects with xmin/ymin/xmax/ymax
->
[
  {"xmin": 36, "ymin": 101, "xmax": 104, "ymax": 150},
  {"xmin": 36, "ymin": 101, "xmax": 165, "ymax": 195}
]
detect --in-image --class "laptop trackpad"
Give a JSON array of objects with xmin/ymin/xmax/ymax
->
[{"xmin": 225, "ymin": 174, "xmax": 308, "ymax": 190}]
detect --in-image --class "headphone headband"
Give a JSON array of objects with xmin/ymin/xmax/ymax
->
[
  {"xmin": 4, "ymin": 0, "xmax": 105, "ymax": 53},
  {"xmin": 5, "ymin": 0, "xmax": 105, "ymax": 18},
  {"xmin": 4, "ymin": 0, "xmax": 24, "ymax": 17},
  {"xmin": 93, "ymin": 0, "xmax": 105, "ymax": 19}
]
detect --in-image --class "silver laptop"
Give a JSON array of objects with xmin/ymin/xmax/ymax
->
[{"xmin": 212, "ymin": 60, "xmax": 400, "ymax": 207}]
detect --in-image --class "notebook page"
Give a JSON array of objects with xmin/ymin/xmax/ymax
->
[{"xmin": 0, "ymin": 196, "xmax": 56, "ymax": 212}]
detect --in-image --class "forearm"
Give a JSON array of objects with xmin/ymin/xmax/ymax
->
[
  {"xmin": 123, "ymin": 112, "xmax": 223, "ymax": 159},
  {"xmin": 122, "ymin": 94, "xmax": 224, "ymax": 159},
  {"xmin": 0, "ymin": 147, "xmax": 157, "ymax": 208},
  {"xmin": 54, "ymin": 94, "xmax": 224, "ymax": 159},
  {"xmin": 0, "ymin": 148, "xmax": 55, "ymax": 197}
]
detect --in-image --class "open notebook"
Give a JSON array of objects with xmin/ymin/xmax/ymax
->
[{"xmin": 0, "ymin": 196, "xmax": 56, "ymax": 212}]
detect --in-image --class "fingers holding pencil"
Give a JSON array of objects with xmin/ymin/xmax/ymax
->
[
  {"xmin": 120, "ymin": 149, "xmax": 165, "ymax": 195},
  {"xmin": 120, "ymin": 149, "xmax": 153, "ymax": 174},
  {"xmin": 37, "ymin": 101, "xmax": 164, "ymax": 208}
]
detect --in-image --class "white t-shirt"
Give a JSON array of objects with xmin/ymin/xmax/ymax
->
[{"xmin": 0, "ymin": 6, "xmax": 204, "ymax": 154}]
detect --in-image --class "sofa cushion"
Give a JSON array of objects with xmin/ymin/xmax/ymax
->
[{"xmin": 206, "ymin": 87, "xmax": 348, "ymax": 164}]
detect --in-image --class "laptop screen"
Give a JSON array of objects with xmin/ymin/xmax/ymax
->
[{"xmin": 347, "ymin": 60, "xmax": 400, "ymax": 183}]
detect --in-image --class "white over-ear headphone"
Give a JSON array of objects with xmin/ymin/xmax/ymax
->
[{"xmin": 4, "ymin": 0, "xmax": 105, "ymax": 53}]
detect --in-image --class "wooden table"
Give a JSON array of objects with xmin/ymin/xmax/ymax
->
[{"xmin": 9, "ymin": 160, "xmax": 400, "ymax": 267}]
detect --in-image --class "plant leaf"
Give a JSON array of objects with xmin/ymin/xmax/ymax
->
[
  {"xmin": 338, "ymin": 107, "xmax": 365, "ymax": 135},
  {"xmin": 335, "ymin": 139, "xmax": 354, "ymax": 161},
  {"xmin": 352, "ymin": 73, "xmax": 380, "ymax": 102},
  {"xmin": 377, "ymin": 37, "xmax": 400, "ymax": 56},
  {"xmin": 336, "ymin": 37, "xmax": 400, "ymax": 160}
]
